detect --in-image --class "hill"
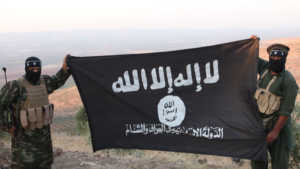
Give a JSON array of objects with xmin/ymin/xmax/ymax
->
[
  {"xmin": 49, "ymin": 38, "xmax": 300, "ymax": 114},
  {"xmin": 49, "ymin": 86, "xmax": 82, "ymax": 116}
]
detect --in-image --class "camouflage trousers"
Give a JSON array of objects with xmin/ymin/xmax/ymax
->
[
  {"xmin": 11, "ymin": 142, "xmax": 53, "ymax": 169},
  {"xmin": 10, "ymin": 151, "xmax": 53, "ymax": 169},
  {"xmin": 11, "ymin": 159, "xmax": 52, "ymax": 169},
  {"xmin": 11, "ymin": 126, "xmax": 53, "ymax": 169},
  {"xmin": 11, "ymin": 163, "xmax": 51, "ymax": 169},
  {"xmin": 1, "ymin": 165, "xmax": 51, "ymax": 169}
]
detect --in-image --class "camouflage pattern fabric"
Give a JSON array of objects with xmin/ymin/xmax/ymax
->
[{"xmin": 0, "ymin": 68, "xmax": 70, "ymax": 169}]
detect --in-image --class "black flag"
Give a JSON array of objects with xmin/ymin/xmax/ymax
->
[{"xmin": 68, "ymin": 38, "xmax": 267, "ymax": 161}]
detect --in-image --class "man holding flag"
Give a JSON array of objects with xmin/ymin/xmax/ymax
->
[{"xmin": 0, "ymin": 55, "xmax": 70, "ymax": 169}]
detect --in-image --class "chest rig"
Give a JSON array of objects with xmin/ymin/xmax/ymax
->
[
  {"xmin": 19, "ymin": 77, "xmax": 54, "ymax": 130},
  {"xmin": 254, "ymin": 70, "xmax": 281, "ymax": 123}
]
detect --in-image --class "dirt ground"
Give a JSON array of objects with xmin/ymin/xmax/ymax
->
[
  {"xmin": 1, "ymin": 121, "xmax": 252, "ymax": 169},
  {"xmin": 1, "ymin": 140, "xmax": 251, "ymax": 169}
]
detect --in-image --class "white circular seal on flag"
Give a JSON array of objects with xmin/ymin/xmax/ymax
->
[{"xmin": 157, "ymin": 95, "xmax": 186, "ymax": 127}]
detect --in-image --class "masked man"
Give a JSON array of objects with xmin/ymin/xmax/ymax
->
[
  {"xmin": 0, "ymin": 55, "xmax": 70, "ymax": 169},
  {"xmin": 251, "ymin": 36, "xmax": 299, "ymax": 169}
]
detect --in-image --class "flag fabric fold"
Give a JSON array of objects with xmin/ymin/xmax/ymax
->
[{"xmin": 68, "ymin": 38, "xmax": 267, "ymax": 161}]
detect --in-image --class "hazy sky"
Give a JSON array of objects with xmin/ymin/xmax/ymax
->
[{"xmin": 1, "ymin": 0, "xmax": 300, "ymax": 33}]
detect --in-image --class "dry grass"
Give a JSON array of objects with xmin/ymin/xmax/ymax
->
[
  {"xmin": 52, "ymin": 132, "xmax": 92, "ymax": 152},
  {"xmin": 49, "ymin": 86, "xmax": 82, "ymax": 116},
  {"xmin": 51, "ymin": 131, "xmax": 251, "ymax": 169},
  {"xmin": 49, "ymin": 116, "xmax": 252, "ymax": 169}
]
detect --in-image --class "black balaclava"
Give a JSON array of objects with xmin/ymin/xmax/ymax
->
[
  {"xmin": 269, "ymin": 49, "xmax": 287, "ymax": 73},
  {"xmin": 25, "ymin": 56, "xmax": 42, "ymax": 84}
]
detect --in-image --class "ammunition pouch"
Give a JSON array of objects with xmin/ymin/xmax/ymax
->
[
  {"xmin": 20, "ymin": 104, "xmax": 54, "ymax": 130},
  {"xmin": 254, "ymin": 70, "xmax": 281, "ymax": 116},
  {"xmin": 254, "ymin": 88, "xmax": 281, "ymax": 115}
]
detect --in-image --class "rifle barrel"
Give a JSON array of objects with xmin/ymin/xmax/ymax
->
[{"xmin": 2, "ymin": 67, "xmax": 7, "ymax": 84}]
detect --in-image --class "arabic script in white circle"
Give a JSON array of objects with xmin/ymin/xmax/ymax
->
[{"xmin": 157, "ymin": 95, "xmax": 186, "ymax": 127}]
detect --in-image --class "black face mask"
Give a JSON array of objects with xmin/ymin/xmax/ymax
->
[
  {"xmin": 25, "ymin": 56, "xmax": 42, "ymax": 85},
  {"xmin": 25, "ymin": 69, "xmax": 41, "ymax": 84},
  {"xmin": 269, "ymin": 58, "xmax": 286, "ymax": 73}
]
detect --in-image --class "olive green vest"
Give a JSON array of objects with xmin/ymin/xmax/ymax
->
[{"xmin": 19, "ymin": 77, "xmax": 54, "ymax": 130}]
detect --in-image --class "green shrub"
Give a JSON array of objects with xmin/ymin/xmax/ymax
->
[
  {"xmin": 290, "ymin": 103, "xmax": 300, "ymax": 169},
  {"xmin": 75, "ymin": 107, "xmax": 89, "ymax": 135},
  {"xmin": 74, "ymin": 107, "xmax": 144, "ymax": 157},
  {"xmin": 0, "ymin": 130, "xmax": 6, "ymax": 138},
  {"xmin": 0, "ymin": 130, "xmax": 10, "ymax": 142}
]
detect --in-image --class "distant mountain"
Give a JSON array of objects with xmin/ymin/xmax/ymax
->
[
  {"xmin": 1, "ymin": 29, "xmax": 299, "ymax": 72},
  {"xmin": 1, "ymin": 34, "xmax": 299, "ymax": 109}
]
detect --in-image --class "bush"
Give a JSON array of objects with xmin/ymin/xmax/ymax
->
[
  {"xmin": 0, "ymin": 130, "xmax": 7, "ymax": 138},
  {"xmin": 75, "ymin": 107, "xmax": 89, "ymax": 135},
  {"xmin": 74, "ymin": 107, "xmax": 144, "ymax": 157},
  {"xmin": 290, "ymin": 103, "xmax": 300, "ymax": 169},
  {"xmin": 0, "ymin": 130, "xmax": 10, "ymax": 142}
]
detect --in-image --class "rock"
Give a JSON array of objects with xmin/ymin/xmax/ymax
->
[
  {"xmin": 198, "ymin": 158, "xmax": 207, "ymax": 164},
  {"xmin": 53, "ymin": 148, "xmax": 63, "ymax": 158},
  {"xmin": 232, "ymin": 157, "xmax": 244, "ymax": 166},
  {"xmin": 80, "ymin": 161, "xmax": 97, "ymax": 166}
]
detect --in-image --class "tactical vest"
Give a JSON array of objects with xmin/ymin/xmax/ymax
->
[
  {"xmin": 254, "ymin": 70, "xmax": 281, "ymax": 118},
  {"xmin": 18, "ymin": 77, "xmax": 54, "ymax": 130}
]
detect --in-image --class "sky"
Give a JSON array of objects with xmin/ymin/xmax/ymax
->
[{"xmin": 1, "ymin": 0, "xmax": 300, "ymax": 33}]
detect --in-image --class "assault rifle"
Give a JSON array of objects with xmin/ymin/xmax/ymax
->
[{"xmin": 1, "ymin": 67, "xmax": 14, "ymax": 134}]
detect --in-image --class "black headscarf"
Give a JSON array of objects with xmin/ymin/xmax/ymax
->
[
  {"xmin": 269, "ymin": 49, "xmax": 287, "ymax": 73},
  {"xmin": 25, "ymin": 56, "xmax": 42, "ymax": 85},
  {"xmin": 267, "ymin": 44, "xmax": 290, "ymax": 73}
]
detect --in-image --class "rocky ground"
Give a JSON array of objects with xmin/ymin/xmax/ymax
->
[
  {"xmin": 1, "ymin": 118, "xmax": 251, "ymax": 169},
  {"xmin": 1, "ymin": 141, "xmax": 250, "ymax": 169}
]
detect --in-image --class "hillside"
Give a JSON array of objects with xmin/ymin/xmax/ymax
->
[
  {"xmin": 49, "ymin": 86, "xmax": 82, "ymax": 116},
  {"xmin": 49, "ymin": 38, "xmax": 300, "ymax": 114}
]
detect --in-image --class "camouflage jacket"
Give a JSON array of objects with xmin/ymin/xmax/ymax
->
[{"xmin": 0, "ymin": 68, "xmax": 70, "ymax": 166}]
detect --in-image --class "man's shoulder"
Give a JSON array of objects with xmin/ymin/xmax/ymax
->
[
  {"xmin": 40, "ymin": 75, "xmax": 52, "ymax": 85},
  {"xmin": 0, "ymin": 79, "xmax": 24, "ymax": 101},
  {"xmin": 41, "ymin": 75, "xmax": 51, "ymax": 80},
  {"xmin": 283, "ymin": 70, "xmax": 296, "ymax": 81},
  {"xmin": 282, "ymin": 70, "xmax": 298, "ymax": 88},
  {"xmin": 6, "ymin": 79, "xmax": 22, "ymax": 90}
]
